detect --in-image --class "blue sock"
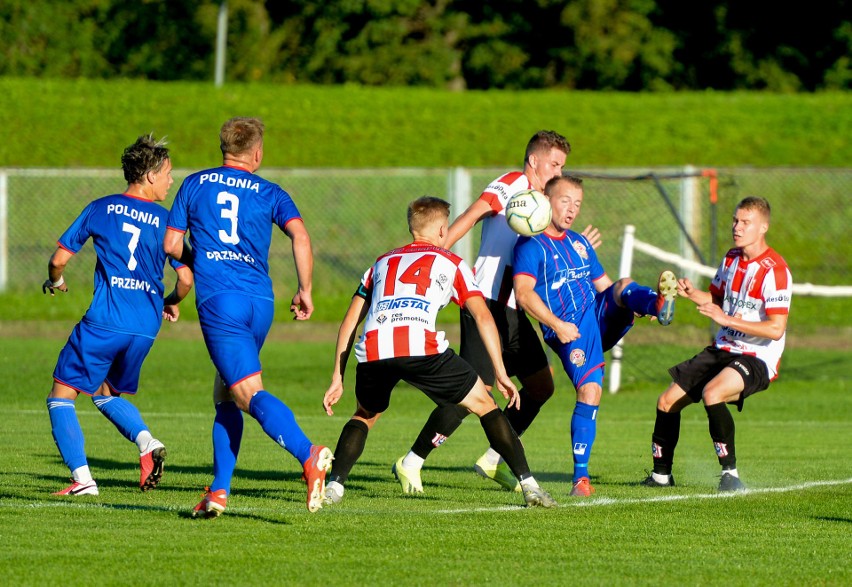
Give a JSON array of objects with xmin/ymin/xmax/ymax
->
[
  {"xmin": 620, "ymin": 281, "xmax": 657, "ymax": 316},
  {"xmin": 248, "ymin": 391, "xmax": 312, "ymax": 464},
  {"xmin": 211, "ymin": 401, "xmax": 244, "ymax": 494},
  {"xmin": 571, "ymin": 402, "xmax": 599, "ymax": 482},
  {"xmin": 91, "ymin": 395, "xmax": 147, "ymax": 443},
  {"xmin": 47, "ymin": 398, "xmax": 88, "ymax": 472}
]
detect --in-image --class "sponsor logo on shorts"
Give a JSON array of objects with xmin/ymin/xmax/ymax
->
[
  {"xmin": 714, "ymin": 442, "xmax": 728, "ymax": 457},
  {"xmin": 573, "ymin": 442, "xmax": 588, "ymax": 455},
  {"xmin": 733, "ymin": 360, "xmax": 750, "ymax": 376},
  {"xmin": 652, "ymin": 442, "xmax": 663, "ymax": 458},
  {"xmin": 430, "ymin": 433, "xmax": 447, "ymax": 448},
  {"xmin": 572, "ymin": 240, "xmax": 589, "ymax": 259},
  {"xmin": 570, "ymin": 349, "xmax": 586, "ymax": 367}
]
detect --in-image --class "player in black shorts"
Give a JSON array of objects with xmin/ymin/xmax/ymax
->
[{"xmin": 321, "ymin": 196, "xmax": 556, "ymax": 508}]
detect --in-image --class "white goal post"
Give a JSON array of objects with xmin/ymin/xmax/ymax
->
[{"xmin": 608, "ymin": 224, "xmax": 852, "ymax": 394}]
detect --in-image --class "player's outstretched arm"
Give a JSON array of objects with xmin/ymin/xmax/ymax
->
[
  {"xmin": 42, "ymin": 247, "xmax": 73, "ymax": 296},
  {"xmin": 324, "ymin": 295, "xmax": 369, "ymax": 416},
  {"xmin": 677, "ymin": 277, "xmax": 712, "ymax": 306},
  {"xmin": 163, "ymin": 265, "xmax": 194, "ymax": 322},
  {"xmin": 465, "ymin": 295, "xmax": 519, "ymax": 408},
  {"xmin": 446, "ymin": 199, "xmax": 493, "ymax": 250},
  {"xmin": 285, "ymin": 219, "xmax": 314, "ymax": 320}
]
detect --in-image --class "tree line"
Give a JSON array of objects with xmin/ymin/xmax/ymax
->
[{"xmin": 2, "ymin": 0, "xmax": 849, "ymax": 91}]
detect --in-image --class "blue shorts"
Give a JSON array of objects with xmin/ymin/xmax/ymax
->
[
  {"xmin": 197, "ymin": 293, "xmax": 274, "ymax": 388},
  {"xmin": 53, "ymin": 320, "xmax": 154, "ymax": 395},
  {"xmin": 546, "ymin": 285, "xmax": 636, "ymax": 389}
]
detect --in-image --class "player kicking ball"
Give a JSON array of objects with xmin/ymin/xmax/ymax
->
[
  {"xmin": 321, "ymin": 196, "xmax": 556, "ymax": 508},
  {"xmin": 511, "ymin": 175, "xmax": 677, "ymax": 497}
]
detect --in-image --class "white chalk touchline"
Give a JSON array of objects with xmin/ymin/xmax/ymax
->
[{"xmin": 2, "ymin": 478, "xmax": 849, "ymax": 516}]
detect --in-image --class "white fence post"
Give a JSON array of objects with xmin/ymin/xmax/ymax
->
[
  {"xmin": 447, "ymin": 167, "xmax": 472, "ymax": 263},
  {"xmin": 0, "ymin": 171, "xmax": 7, "ymax": 292},
  {"xmin": 609, "ymin": 224, "xmax": 636, "ymax": 394},
  {"xmin": 680, "ymin": 165, "xmax": 700, "ymax": 283}
]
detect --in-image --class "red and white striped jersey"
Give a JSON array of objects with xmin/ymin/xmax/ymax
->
[
  {"xmin": 472, "ymin": 171, "xmax": 533, "ymax": 309},
  {"xmin": 709, "ymin": 246, "xmax": 792, "ymax": 379},
  {"xmin": 354, "ymin": 242, "xmax": 484, "ymax": 362}
]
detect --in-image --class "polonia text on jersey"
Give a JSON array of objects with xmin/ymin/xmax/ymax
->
[
  {"xmin": 199, "ymin": 172, "xmax": 260, "ymax": 193},
  {"xmin": 107, "ymin": 203, "xmax": 160, "ymax": 227},
  {"xmin": 110, "ymin": 276, "xmax": 153, "ymax": 292},
  {"xmin": 206, "ymin": 250, "xmax": 256, "ymax": 264}
]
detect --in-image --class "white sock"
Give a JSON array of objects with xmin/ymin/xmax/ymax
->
[
  {"xmin": 723, "ymin": 468, "xmax": 739, "ymax": 478},
  {"xmin": 401, "ymin": 452, "xmax": 425, "ymax": 470},
  {"xmin": 72, "ymin": 466, "xmax": 93, "ymax": 484},
  {"xmin": 519, "ymin": 476, "xmax": 539, "ymax": 490},
  {"xmin": 652, "ymin": 472, "xmax": 671, "ymax": 484},
  {"xmin": 135, "ymin": 430, "xmax": 154, "ymax": 452},
  {"xmin": 483, "ymin": 448, "xmax": 501, "ymax": 466}
]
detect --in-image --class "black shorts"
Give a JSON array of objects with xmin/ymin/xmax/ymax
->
[
  {"xmin": 355, "ymin": 349, "xmax": 480, "ymax": 414},
  {"xmin": 669, "ymin": 346, "xmax": 771, "ymax": 412},
  {"xmin": 459, "ymin": 299, "xmax": 549, "ymax": 384}
]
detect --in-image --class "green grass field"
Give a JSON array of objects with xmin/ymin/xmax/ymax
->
[{"xmin": 1, "ymin": 327, "xmax": 849, "ymax": 585}]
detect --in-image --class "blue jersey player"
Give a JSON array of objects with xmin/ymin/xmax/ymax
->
[
  {"xmin": 512, "ymin": 175, "xmax": 677, "ymax": 497},
  {"xmin": 164, "ymin": 117, "xmax": 332, "ymax": 516},
  {"xmin": 45, "ymin": 134, "xmax": 193, "ymax": 496}
]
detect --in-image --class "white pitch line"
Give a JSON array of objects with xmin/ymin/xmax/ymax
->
[
  {"xmin": 3, "ymin": 478, "xmax": 849, "ymax": 516},
  {"xmin": 434, "ymin": 477, "xmax": 852, "ymax": 514}
]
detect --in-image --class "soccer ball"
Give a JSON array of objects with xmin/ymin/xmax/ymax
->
[{"xmin": 505, "ymin": 189, "xmax": 551, "ymax": 236}]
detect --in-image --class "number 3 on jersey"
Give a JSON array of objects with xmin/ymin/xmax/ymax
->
[
  {"xmin": 384, "ymin": 254, "xmax": 436, "ymax": 296},
  {"xmin": 217, "ymin": 191, "xmax": 240, "ymax": 244}
]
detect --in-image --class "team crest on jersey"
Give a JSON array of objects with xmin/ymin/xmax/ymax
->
[
  {"xmin": 570, "ymin": 349, "xmax": 586, "ymax": 367},
  {"xmin": 760, "ymin": 257, "xmax": 777, "ymax": 269},
  {"xmin": 376, "ymin": 314, "xmax": 387, "ymax": 324},
  {"xmin": 572, "ymin": 240, "xmax": 589, "ymax": 259}
]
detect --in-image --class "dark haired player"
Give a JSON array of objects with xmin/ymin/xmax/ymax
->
[{"xmin": 45, "ymin": 133, "xmax": 192, "ymax": 496}]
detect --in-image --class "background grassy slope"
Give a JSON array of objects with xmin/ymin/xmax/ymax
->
[{"xmin": 1, "ymin": 78, "xmax": 850, "ymax": 168}]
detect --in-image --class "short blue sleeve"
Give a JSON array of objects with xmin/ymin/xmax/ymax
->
[
  {"xmin": 273, "ymin": 187, "xmax": 301, "ymax": 231},
  {"xmin": 57, "ymin": 203, "xmax": 96, "ymax": 253}
]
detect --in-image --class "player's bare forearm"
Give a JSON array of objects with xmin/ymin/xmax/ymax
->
[
  {"xmin": 677, "ymin": 278, "xmax": 712, "ymax": 305},
  {"xmin": 43, "ymin": 247, "xmax": 72, "ymax": 296},
  {"xmin": 446, "ymin": 199, "xmax": 492, "ymax": 250},
  {"xmin": 701, "ymin": 305, "xmax": 788, "ymax": 341}
]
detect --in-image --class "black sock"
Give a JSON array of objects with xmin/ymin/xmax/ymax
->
[
  {"xmin": 705, "ymin": 403, "xmax": 736, "ymax": 469},
  {"xmin": 328, "ymin": 419, "xmax": 369, "ymax": 485},
  {"xmin": 503, "ymin": 388, "xmax": 547, "ymax": 437},
  {"xmin": 479, "ymin": 408, "xmax": 531, "ymax": 481},
  {"xmin": 410, "ymin": 403, "xmax": 468, "ymax": 459},
  {"xmin": 652, "ymin": 408, "xmax": 681, "ymax": 475}
]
